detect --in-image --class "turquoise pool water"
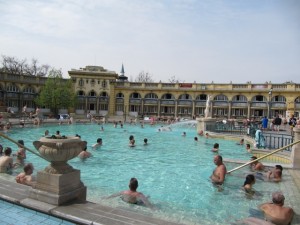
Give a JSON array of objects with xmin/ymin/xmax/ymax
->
[{"xmin": 0, "ymin": 123, "xmax": 295, "ymax": 224}]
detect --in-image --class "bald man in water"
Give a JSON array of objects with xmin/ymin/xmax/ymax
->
[
  {"xmin": 210, "ymin": 155, "xmax": 227, "ymax": 185},
  {"xmin": 260, "ymin": 192, "xmax": 294, "ymax": 225}
]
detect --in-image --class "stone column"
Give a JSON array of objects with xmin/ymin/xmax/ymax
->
[
  {"xmin": 158, "ymin": 99, "xmax": 161, "ymax": 117},
  {"xmin": 175, "ymin": 100, "xmax": 178, "ymax": 118},
  {"xmin": 228, "ymin": 101, "xmax": 232, "ymax": 119},
  {"xmin": 247, "ymin": 101, "xmax": 251, "ymax": 118},
  {"xmin": 192, "ymin": 100, "xmax": 195, "ymax": 118},
  {"xmin": 291, "ymin": 127, "xmax": 300, "ymax": 169}
]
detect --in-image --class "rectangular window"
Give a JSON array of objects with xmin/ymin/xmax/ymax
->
[
  {"xmin": 99, "ymin": 104, "xmax": 108, "ymax": 110},
  {"xmin": 116, "ymin": 105, "xmax": 124, "ymax": 111}
]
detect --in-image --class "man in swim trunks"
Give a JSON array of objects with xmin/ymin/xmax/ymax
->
[
  {"xmin": 259, "ymin": 192, "xmax": 294, "ymax": 225},
  {"xmin": 250, "ymin": 156, "xmax": 265, "ymax": 171},
  {"xmin": 15, "ymin": 163, "xmax": 34, "ymax": 186},
  {"xmin": 107, "ymin": 178, "xmax": 153, "ymax": 209},
  {"xmin": 0, "ymin": 147, "xmax": 13, "ymax": 173},
  {"xmin": 267, "ymin": 165, "xmax": 283, "ymax": 182},
  {"xmin": 210, "ymin": 155, "xmax": 227, "ymax": 185}
]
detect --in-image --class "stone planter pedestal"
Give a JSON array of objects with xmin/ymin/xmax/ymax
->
[{"xmin": 30, "ymin": 137, "xmax": 87, "ymax": 205}]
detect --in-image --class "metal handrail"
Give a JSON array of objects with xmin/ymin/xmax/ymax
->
[
  {"xmin": 0, "ymin": 132, "xmax": 49, "ymax": 161},
  {"xmin": 227, "ymin": 140, "xmax": 300, "ymax": 174}
]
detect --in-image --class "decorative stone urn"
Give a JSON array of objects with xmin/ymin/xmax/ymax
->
[
  {"xmin": 30, "ymin": 136, "xmax": 87, "ymax": 205},
  {"xmin": 33, "ymin": 136, "xmax": 86, "ymax": 174}
]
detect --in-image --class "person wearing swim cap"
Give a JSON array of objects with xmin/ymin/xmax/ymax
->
[{"xmin": 259, "ymin": 192, "xmax": 294, "ymax": 225}]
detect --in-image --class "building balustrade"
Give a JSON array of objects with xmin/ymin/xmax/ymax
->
[
  {"xmin": 177, "ymin": 100, "xmax": 192, "ymax": 106},
  {"xmin": 87, "ymin": 97, "xmax": 97, "ymax": 102},
  {"xmin": 115, "ymin": 98, "xmax": 124, "ymax": 103},
  {"xmin": 6, "ymin": 92, "xmax": 19, "ymax": 98},
  {"xmin": 213, "ymin": 101, "xmax": 229, "ymax": 106},
  {"xmin": 271, "ymin": 102, "xmax": 286, "ymax": 108},
  {"xmin": 130, "ymin": 83, "xmax": 142, "ymax": 87},
  {"xmin": 251, "ymin": 102, "xmax": 268, "ymax": 107},
  {"xmin": 231, "ymin": 102, "xmax": 248, "ymax": 107},
  {"xmin": 144, "ymin": 99, "xmax": 158, "ymax": 104},
  {"xmin": 195, "ymin": 101, "xmax": 206, "ymax": 106},
  {"xmin": 129, "ymin": 99, "xmax": 141, "ymax": 104},
  {"xmin": 160, "ymin": 100, "xmax": 175, "ymax": 105}
]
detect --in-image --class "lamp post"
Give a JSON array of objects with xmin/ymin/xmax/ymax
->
[{"xmin": 268, "ymin": 88, "xmax": 273, "ymax": 119}]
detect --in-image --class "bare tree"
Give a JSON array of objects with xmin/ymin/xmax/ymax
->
[
  {"xmin": 168, "ymin": 75, "xmax": 183, "ymax": 83},
  {"xmin": 135, "ymin": 71, "xmax": 154, "ymax": 82},
  {"xmin": 1, "ymin": 55, "xmax": 50, "ymax": 76}
]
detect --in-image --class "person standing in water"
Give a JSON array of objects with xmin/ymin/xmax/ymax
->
[{"xmin": 210, "ymin": 155, "xmax": 227, "ymax": 185}]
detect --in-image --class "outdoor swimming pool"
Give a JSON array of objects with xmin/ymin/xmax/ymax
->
[{"xmin": 1, "ymin": 122, "xmax": 297, "ymax": 225}]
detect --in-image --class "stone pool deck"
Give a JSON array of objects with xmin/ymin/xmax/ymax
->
[{"xmin": 0, "ymin": 176, "xmax": 183, "ymax": 225}]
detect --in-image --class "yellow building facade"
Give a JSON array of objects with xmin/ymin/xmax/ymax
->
[
  {"xmin": 69, "ymin": 66, "xmax": 300, "ymax": 120},
  {"xmin": 1, "ymin": 65, "xmax": 300, "ymax": 120}
]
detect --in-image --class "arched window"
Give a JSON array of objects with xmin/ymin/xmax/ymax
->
[
  {"xmin": 6, "ymin": 85, "xmax": 19, "ymax": 92},
  {"xmin": 232, "ymin": 95, "xmax": 247, "ymax": 102},
  {"xmin": 179, "ymin": 94, "xmax": 192, "ymax": 100},
  {"xmin": 145, "ymin": 93, "xmax": 158, "ymax": 99},
  {"xmin": 161, "ymin": 93, "xmax": 175, "ymax": 99},
  {"xmin": 196, "ymin": 94, "xmax": 207, "ymax": 100},
  {"xmin": 89, "ymin": 91, "xmax": 96, "ymax": 97},
  {"xmin": 23, "ymin": 87, "xmax": 35, "ymax": 94},
  {"xmin": 214, "ymin": 94, "xmax": 228, "ymax": 101},
  {"xmin": 252, "ymin": 95, "xmax": 267, "ymax": 102},
  {"xmin": 100, "ymin": 92, "xmax": 108, "ymax": 97},
  {"xmin": 116, "ymin": 93, "xmax": 124, "ymax": 98},
  {"xmin": 272, "ymin": 95, "xmax": 286, "ymax": 102},
  {"xmin": 77, "ymin": 90, "xmax": 85, "ymax": 96},
  {"xmin": 130, "ymin": 92, "xmax": 141, "ymax": 99}
]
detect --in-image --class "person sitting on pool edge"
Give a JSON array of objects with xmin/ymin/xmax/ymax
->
[
  {"xmin": 259, "ymin": 191, "xmax": 294, "ymax": 225},
  {"xmin": 210, "ymin": 155, "xmax": 227, "ymax": 185},
  {"xmin": 106, "ymin": 178, "xmax": 153, "ymax": 209}
]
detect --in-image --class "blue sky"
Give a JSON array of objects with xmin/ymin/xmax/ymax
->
[{"xmin": 0, "ymin": 0, "xmax": 299, "ymax": 83}]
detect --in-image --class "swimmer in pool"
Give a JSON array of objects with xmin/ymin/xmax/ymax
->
[
  {"xmin": 210, "ymin": 155, "xmax": 227, "ymax": 185},
  {"xmin": 212, "ymin": 143, "xmax": 219, "ymax": 152},
  {"xmin": 242, "ymin": 174, "xmax": 256, "ymax": 195},
  {"xmin": 129, "ymin": 135, "xmax": 135, "ymax": 147},
  {"xmin": 106, "ymin": 178, "xmax": 153, "ymax": 209}
]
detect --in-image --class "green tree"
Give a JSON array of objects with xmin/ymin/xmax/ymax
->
[{"xmin": 35, "ymin": 68, "xmax": 76, "ymax": 115}]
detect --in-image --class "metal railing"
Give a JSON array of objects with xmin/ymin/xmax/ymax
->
[
  {"xmin": 263, "ymin": 133, "xmax": 293, "ymax": 151},
  {"xmin": 206, "ymin": 121, "xmax": 294, "ymax": 150},
  {"xmin": 206, "ymin": 121, "xmax": 256, "ymax": 136}
]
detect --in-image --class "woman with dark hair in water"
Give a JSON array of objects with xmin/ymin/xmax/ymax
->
[{"xmin": 243, "ymin": 174, "xmax": 256, "ymax": 194}]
